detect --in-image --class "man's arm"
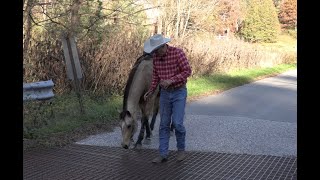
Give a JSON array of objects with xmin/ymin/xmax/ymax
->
[{"xmin": 170, "ymin": 49, "xmax": 192, "ymax": 84}]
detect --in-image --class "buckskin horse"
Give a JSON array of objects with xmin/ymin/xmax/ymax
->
[{"xmin": 119, "ymin": 54, "xmax": 160, "ymax": 149}]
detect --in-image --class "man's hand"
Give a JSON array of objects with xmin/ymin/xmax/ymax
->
[
  {"xmin": 160, "ymin": 79, "xmax": 173, "ymax": 89},
  {"xmin": 144, "ymin": 90, "xmax": 154, "ymax": 101}
]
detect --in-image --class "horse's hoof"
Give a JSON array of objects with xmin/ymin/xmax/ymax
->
[
  {"xmin": 129, "ymin": 144, "xmax": 135, "ymax": 149},
  {"xmin": 143, "ymin": 138, "xmax": 151, "ymax": 145},
  {"xmin": 134, "ymin": 144, "xmax": 142, "ymax": 149}
]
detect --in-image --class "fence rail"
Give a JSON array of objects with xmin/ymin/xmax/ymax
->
[{"xmin": 23, "ymin": 80, "xmax": 55, "ymax": 101}]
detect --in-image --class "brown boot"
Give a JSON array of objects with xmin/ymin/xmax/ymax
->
[
  {"xmin": 176, "ymin": 151, "xmax": 187, "ymax": 161},
  {"xmin": 152, "ymin": 156, "xmax": 168, "ymax": 163}
]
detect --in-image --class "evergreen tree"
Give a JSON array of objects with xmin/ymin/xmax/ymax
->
[{"xmin": 239, "ymin": 0, "xmax": 281, "ymax": 42}]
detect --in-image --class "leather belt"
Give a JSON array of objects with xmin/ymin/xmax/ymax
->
[{"xmin": 163, "ymin": 84, "xmax": 186, "ymax": 91}]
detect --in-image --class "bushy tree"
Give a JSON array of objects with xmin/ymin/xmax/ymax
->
[
  {"xmin": 238, "ymin": 0, "xmax": 281, "ymax": 43},
  {"xmin": 214, "ymin": 0, "xmax": 242, "ymax": 34},
  {"xmin": 278, "ymin": 0, "xmax": 297, "ymax": 29}
]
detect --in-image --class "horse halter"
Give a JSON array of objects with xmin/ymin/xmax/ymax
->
[{"xmin": 122, "ymin": 120, "xmax": 135, "ymax": 135}]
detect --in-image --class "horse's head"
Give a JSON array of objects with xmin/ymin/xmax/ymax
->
[{"xmin": 119, "ymin": 110, "xmax": 137, "ymax": 149}]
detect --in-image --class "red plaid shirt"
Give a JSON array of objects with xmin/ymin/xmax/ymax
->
[{"xmin": 148, "ymin": 45, "xmax": 192, "ymax": 92}]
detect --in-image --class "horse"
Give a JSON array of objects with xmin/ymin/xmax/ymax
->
[{"xmin": 119, "ymin": 54, "xmax": 160, "ymax": 149}]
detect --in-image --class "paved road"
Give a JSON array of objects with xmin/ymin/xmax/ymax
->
[{"xmin": 77, "ymin": 69, "xmax": 297, "ymax": 157}]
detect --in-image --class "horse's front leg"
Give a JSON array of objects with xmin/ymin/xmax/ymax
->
[
  {"xmin": 134, "ymin": 117, "xmax": 147, "ymax": 149},
  {"xmin": 150, "ymin": 105, "xmax": 159, "ymax": 131},
  {"xmin": 170, "ymin": 121, "xmax": 175, "ymax": 136},
  {"xmin": 144, "ymin": 116, "xmax": 152, "ymax": 145}
]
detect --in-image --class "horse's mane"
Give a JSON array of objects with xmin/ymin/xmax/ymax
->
[{"xmin": 123, "ymin": 53, "xmax": 152, "ymax": 110}]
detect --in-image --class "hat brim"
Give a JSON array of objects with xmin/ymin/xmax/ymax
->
[{"xmin": 144, "ymin": 38, "xmax": 171, "ymax": 54}]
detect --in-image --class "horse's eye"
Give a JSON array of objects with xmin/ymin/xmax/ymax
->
[{"xmin": 127, "ymin": 125, "xmax": 132, "ymax": 129}]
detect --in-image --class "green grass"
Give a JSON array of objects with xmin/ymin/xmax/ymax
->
[
  {"xmin": 259, "ymin": 31, "xmax": 297, "ymax": 53},
  {"xmin": 23, "ymin": 94, "xmax": 122, "ymax": 141},
  {"xmin": 187, "ymin": 63, "xmax": 296, "ymax": 97}
]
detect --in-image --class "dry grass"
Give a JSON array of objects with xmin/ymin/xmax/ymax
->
[
  {"xmin": 24, "ymin": 27, "xmax": 148, "ymax": 95},
  {"xmin": 173, "ymin": 33, "xmax": 296, "ymax": 78}
]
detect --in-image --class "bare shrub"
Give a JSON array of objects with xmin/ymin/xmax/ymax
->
[
  {"xmin": 78, "ymin": 28, "xmax": 148, "ymax": 95},
  {"xmin": 24, "ymin": 25, "xmax": 148, "ymax": 96},
  {"xmin": 173, "ymin": 33, "xmax": 295, "ymax": 77},
  {"xmin": 23, "ymin": 32, "xmax": 70, "ymax": 94},
  {"xmin": 279, "ymin": 52, "xmax": 297, "ymax": 64}
]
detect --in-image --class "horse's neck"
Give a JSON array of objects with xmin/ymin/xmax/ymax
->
[
  {"xmin": 126, "ymin": 79, "xmax": 145, "ymax": 116},
  {"xmin": 126, "ymin": 60, "xmax": 152, "ymax": 119},
  {"xmin": 124, "ymin": 95, "xmax": 142, "ymax": 123}
]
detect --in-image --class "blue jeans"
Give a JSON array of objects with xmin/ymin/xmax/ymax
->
[{"xmin": 159, "ymin": 86, "xmax": 187, "ymax": 158}]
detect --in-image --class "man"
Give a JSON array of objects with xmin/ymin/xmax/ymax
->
[{"xmin": 143, "ymin": 34, "xmax": 192, "ymax": 163}]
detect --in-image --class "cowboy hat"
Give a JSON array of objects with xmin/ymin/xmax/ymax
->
[{"xmin": 144, "ymin": 34, "xmax": 171, "ymax": 54}]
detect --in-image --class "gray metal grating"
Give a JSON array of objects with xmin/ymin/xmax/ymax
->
[{"xmin": 24, "ymin": 144, "xmax": 296, "ymax": 180}]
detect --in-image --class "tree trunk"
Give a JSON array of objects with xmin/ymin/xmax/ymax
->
[
  {"xmin": 70, "ymin": 0, "xmax": 82, "ymax": 36},
  {"xmin": 175, "ymin": 0, "xmax": 181, "ymax": 38},
  {"xmin": 23, "ymin": 0, "xmax": 33, "ymax": 26},
  {"xmin": 179, "ymin": 13, "xmax": 184, "ymax": 36},
  {"xmin": 157, "ymin": 0, "xmax": 162, "ymax": 34},
  {"xmin": 42, "ymin": 0, "xmax": 47, "ymax": 21},
  {"xmin": 23, "ymin": 0, "xmax": 33, "ymax": 63},
  {"xmin": 23, "ymin": 13, "xmax": 32, "ymax": 63},
  {"xmin": 182, "ymin": 0, "xmax": 191, "ymax": 38}
]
